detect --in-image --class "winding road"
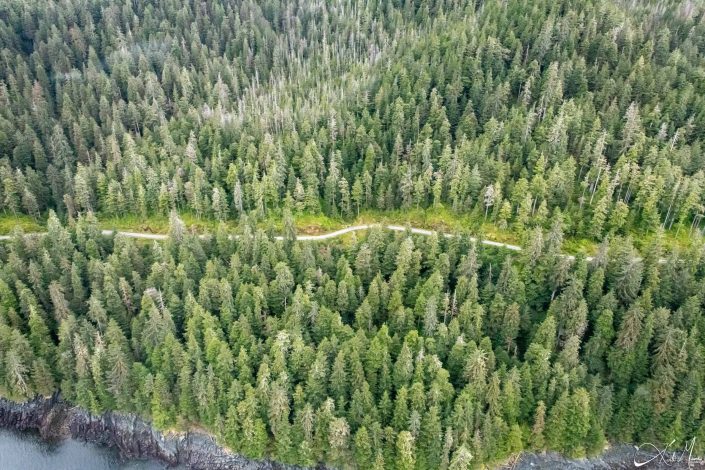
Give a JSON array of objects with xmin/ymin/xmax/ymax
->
[
  {"xmin": 0, "ymin": 224, "xmax": 522, "ymax": 247},
  {"xmin": 0, "ymin": 223, "xmax": 678, "ymax": 263},
  {"xmin": 0, "ymin": 223, "xmax": 577, "ymax": 257}
]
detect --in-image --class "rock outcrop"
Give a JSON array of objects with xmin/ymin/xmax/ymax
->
[
  {"xmin": 507, "ymin": 446, "xmax": 705, "ymax": 469},
  {"xmin": 0, "ymin": 394, "xmax": 299, "ymax": 470}
]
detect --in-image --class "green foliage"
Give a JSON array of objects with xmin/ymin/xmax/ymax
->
[
  {"xmin": 0, "ymin": 216, "xmax": 702, "ymax": 467},
  {"xmin": 0, "ymin": 0, "xmax": 705, "ymax": 467},
  {"xmin": 0, "ymin": 0, "xmax": 703, "ymax": 251}
]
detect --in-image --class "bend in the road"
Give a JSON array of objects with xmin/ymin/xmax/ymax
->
[
  {"xmin": 0, "ymin": 224, "xmax": 576, "ymax": 259},
  {"xmin": 0, "ymin": 223, "xmax": 668, "ymax": 263}
]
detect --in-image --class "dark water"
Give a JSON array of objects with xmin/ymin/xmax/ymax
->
[{"xmin": 0, "ymin": 428, "xmax": 170, "ymax": 470}]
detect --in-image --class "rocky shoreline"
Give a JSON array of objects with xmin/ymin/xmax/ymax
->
[
  {"xmin": 1, "ymin": 395, "xmax": 703, "ymax": 470},
  {"xmin": 0, "ymin": 394, "xmax": 299, "ymax": 470},
  {"xmin": 508, "ymin": 448, "xmax": 703, "ymax": 469}
]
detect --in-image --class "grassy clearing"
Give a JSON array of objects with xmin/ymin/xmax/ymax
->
[
  {"xmin": 562, "ymin": 237, "xmax": 599, "ymax": 256},
  {"xmin": 97, "ymin": 213, "xmax": 238, "ymax": 234},
  {"xmin": 98, "ymin": 214, "xmax": 171, "ymax": 233},
  {"xmin": 630, "ymin": 226, "xmax": 699, "ymax": 255},
  {"xmin": 261, "ymin": 211, "xmax": 344, "ymax": 234},
  {"xmin": 0, "ymin": 214, "xmax": 44, "ymax": 234}
]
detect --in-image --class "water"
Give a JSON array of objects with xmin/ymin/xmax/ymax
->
[{"xmin": 0, "ymin": 428, "xmax": 169, "ymax": 470}]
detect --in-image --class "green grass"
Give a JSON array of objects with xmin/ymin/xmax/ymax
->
[
  {"xmin": 630, "ymin": 225, "xmax": 698, "ymax": 255},
  {"xmin": 562, "ymin": 237, "xmax": 599, "ymax": 256},
  {"xmin": 98, "ymin": 214, "xmax": 171, "ymax": 233},
  {"xmin": 261, "ymin": 211, "xmax": 345, "ymax": 234},
  {"xmin": 0, "ymin": 214, "xmax": 44, "ymax": 234},
  {"xmin": 98, "ymin": 212, "xmax": 237, "ymax": 233}
]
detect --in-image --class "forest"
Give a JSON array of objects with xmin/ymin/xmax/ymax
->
[
  {"xmin": 1, "ymin": 0, "xmax": 705, "ymax": 468},
  {"xmin": 1, "ymin": 212, "xmax": 704, "ymax": 468},
  {"xmin": 0, "ymin": 0, "xmax": 704, "ymax": 244}
]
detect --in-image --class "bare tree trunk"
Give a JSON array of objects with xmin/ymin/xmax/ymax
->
[{"xmin": 589, "ymin": 166, "xmax": 602, "ymax": 205}]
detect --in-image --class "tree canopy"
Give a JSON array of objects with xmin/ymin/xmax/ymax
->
[
  {"xmin": 0, "ymin": 213, "xmax": 704, "ymax": 467},
  {"xmin": 0, "ymin": 0, "xmax": 704, "ymax": 243},
  {"xmin": 1, "ymin": 0, "xmax": 705, "ymax": 467}
]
